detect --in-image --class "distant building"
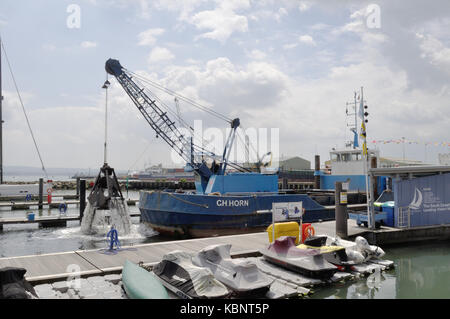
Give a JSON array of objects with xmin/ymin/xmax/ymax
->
[
  {"xmin": 438, "ymin": 153, "xmax": 450, "ymax": 166},
  {"xmin": 279, "ymin": 156, "xmax": 311, "ymax": 171},
  {"xmin": 378, "ymin": 157, "xmax": 425, "ymax": 168}
]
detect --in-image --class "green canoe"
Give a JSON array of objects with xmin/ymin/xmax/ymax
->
[{"xmin": 122, "ymin": 260, "xmax": 169, "ymax": 299}]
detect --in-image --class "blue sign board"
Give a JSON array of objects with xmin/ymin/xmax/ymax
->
[{"xmin": 394, "ymin": 173, "xmax": 450, "ymax": 227}]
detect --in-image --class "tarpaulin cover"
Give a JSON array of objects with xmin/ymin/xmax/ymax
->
[{"xmin": 0, "ymin": 267, "xmax": 37, "ymax": 299}]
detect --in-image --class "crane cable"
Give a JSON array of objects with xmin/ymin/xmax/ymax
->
[
  {"xmin": 126, "ymin": 70, "xmax": 232, "ymax": 123},
  {"xmin": 130, "ymin": 74, "xmax": 221, "ymax": 156},
  {"xmin": 123, "ymin": 69, "xmax": 251, "ymax": 172},
  {"xmin": 1, "ymin": 39, "xmax": 48, "ymax": 179}
]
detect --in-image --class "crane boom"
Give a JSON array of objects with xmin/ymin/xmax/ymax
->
[
  {"xmin": 105, "ymin": 58, "xmax": 250, "ymax": 192},
  {"xmin": 105, "ymin": 59, "xmax": 191, "ymax": 162}
]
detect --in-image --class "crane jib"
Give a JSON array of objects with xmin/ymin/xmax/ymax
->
[{"xmin": 104, "ymin": 58, "xmax": 252, "ymax": 193}]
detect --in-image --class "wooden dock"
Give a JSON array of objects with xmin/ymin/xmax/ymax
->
[
  {"xmin": 0, "ymin": 220, "xmax": 367, "ymax": 284},
  {"xmin": 2, "ymin": 216, "xmax": 443, "ymax": 286}
]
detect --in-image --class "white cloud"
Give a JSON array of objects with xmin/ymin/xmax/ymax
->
[
  {"xmin": 80, "ymin": 41, "xmax": 97, "ymax": 48},
  {"xmin": 191, "ymin": 2, "xmax": 250, "ymax": 43},
  {"xmin": 283, "ymin": 43, "xmax": 298, "ymax": 50},
  {"xmin": 299, "ymin": 35, "xmax": 316, "ymax": 46},
  {"xmin": 152, "ymin": 0, "xmax": 207, "ymax": 21},
  {"xmin": 137, "ymin": 28, "xmax": 165, "ymax": 46},
  {"xmin": 148, "ymin": 47, "xmax": 175, "ymax": 64},
  {"xmin": 275, "ymin": 7, "xmax": 288, "ymax": 22},
  {"xmin": 246, "ymin": 49, "xmax": 267, "ymax": 60},
  {"xmin": 299, "ymin": 1, "xmax": 313, "ymax": 12},
  {"xmin": 416, "ymin": 33, "xmax": 450, "ymax": 74},
  {"xmin": 331, "ymin": 6, "xmax": 387, "ymax": 46}
]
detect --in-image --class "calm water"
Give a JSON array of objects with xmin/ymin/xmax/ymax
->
[
  {"xmin": 1, "ymin": 188, "xmax": 450, "ymax": 298},
  {"xmin": 310, "ymin": 240, "xmax": 450, "ymax": 299}
]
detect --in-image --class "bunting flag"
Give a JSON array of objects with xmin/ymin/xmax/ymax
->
[{"xmin": 369, "ymin": 139, "xmax": 450, "ymax": 147}]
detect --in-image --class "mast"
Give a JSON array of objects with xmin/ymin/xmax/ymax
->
[{"xmin": 360, "ymin": 87, "xmax": 373, "ymax": 229}]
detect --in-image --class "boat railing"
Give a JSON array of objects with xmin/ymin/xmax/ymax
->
[
  {"xmin": 222, "ymin": 192, "xmax": 281, "ymax": 196},
  {"xmin": 397, "ymin": 206, "xmax": 411, "ymax": 229}
]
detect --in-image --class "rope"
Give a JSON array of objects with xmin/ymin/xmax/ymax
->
[
  {"xmin": 127, "ymin": 70, "xmax": 232, "ymax": 123},
  {"xmin": 130, "ymin": 74, "xmax": 219, "ymax": 153},
  {"xmin": 166, "ymin": 192, "xmax": 209, "ymax": 208},
  {"xmin": 1, "ymin": 39, "xmax": 48, "ymax": 179},
  {"xmin": 126, "ymin": 74, "xmax": 219, "ymax": 162},
  {"xmin": 126, "ymin": 141, "xmax": 152, "ymax": 175}
]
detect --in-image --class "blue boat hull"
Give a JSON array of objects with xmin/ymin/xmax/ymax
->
[{"xmin": 139, "ymin": 191, "xmax": 335, "ymax": 238}]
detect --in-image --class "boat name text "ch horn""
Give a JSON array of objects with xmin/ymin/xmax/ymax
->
[{"xmin": 216, "ymin": 199, "xmax": 249, "ymax": 207}]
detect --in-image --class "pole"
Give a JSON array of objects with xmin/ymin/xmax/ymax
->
[
  {"xmin": 314, "ymin": 155, "xmax": 320, "ymax": 189},
  {"xmin": 104, "ymin": 78, "xmax": 108, "ymax": 165},
  {"xmin": 76, "ymin": 177, "xmax": 80, "ymax": 196},
  {"xmin": 38, "ymin": 178, "xmax": 43, "ymax": 209},
  {"xmin": 360, "ymin": 87, "xmax": 372, "ymax": 229},
  {"xmin": 0, "ymin": 37, "xmax": 3, "ymax": 184},
  {"xmin": 79, "ymin": 179, "xmax": 86, "ymax": 220},
  {"xmin": 335, "ymin": 181, "xmax": 348, "ymax": 239},
  {"xmin": 371, "ymin": 157, "xmax": 378, "ymax": 199},
  {"xmin": 402, "ymin": 137, "xmax": 405, "ymax": 161}
]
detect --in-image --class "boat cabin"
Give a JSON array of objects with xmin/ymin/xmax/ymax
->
[{"xmin": 330, "ymin": 148, "xmax": 379, "ymax": 176}]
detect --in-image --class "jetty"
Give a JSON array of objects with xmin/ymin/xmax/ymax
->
[{"xmin": 0, "ymin": 220, "xmax": 371, "ymax": 284}]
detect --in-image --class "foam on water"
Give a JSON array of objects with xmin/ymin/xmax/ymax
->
[
  {"xmin": 80, "ymin": 199, "xmax": 132, "ymax": 235},
  {"xmin": 53, "ymin": 223, "xmax": 158, "ymax": 241}
]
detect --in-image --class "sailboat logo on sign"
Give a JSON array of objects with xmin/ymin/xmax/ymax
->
[{"xmin": 408, "ymin": 188, "xmax": 423, "ymax": 210}]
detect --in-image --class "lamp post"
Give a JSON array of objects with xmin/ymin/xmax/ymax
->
[{"xmin": 102, "ymin": 78, "xmax": 110, "ymax": 165}]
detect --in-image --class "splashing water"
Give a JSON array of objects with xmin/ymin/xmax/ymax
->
[{"xmin": 80, "ymin": 198, "xmax": 132, "ymax": 235}]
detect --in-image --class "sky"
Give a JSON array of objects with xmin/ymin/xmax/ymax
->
[{"xmin": 0, "ymin": 0, "xmax": 449, "ymax": 173}]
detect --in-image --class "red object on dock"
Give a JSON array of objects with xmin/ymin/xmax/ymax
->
[{"xmin": 47, "ymin": 194, "xmax": 52, "ymax": 204}]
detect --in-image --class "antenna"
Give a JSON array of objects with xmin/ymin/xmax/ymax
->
[{"xmin": 345, "ymin": 91, "xmax": 360, "ymax": 149}]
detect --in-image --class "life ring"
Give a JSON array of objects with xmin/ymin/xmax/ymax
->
[{"xmin": 303, "ymin": 225, "xmax": 315, "ymax": 240}]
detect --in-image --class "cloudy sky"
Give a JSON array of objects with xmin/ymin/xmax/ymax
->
[{"xmin": 0, "ymin": 0, "xmax": 449, "ymax": 173}]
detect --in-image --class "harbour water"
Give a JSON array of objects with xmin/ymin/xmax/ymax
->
[
  {"xmin": 1, "ymin": 187, "xmax": 450, "ymax": 299},
  {"xmin": 310, "ymin": 240, "xmax": 450, "ymax": 299},
  {"xmin": 0, "ymin": 189, "xmax": 159, "ymax": 258}
]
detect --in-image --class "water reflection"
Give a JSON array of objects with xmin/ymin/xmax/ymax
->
[
  {"xmin": 310, "ymin": 241, "xmax": 450, "ymax": 299},
  {"xmin": 393, "ymin": 242, "xmax": 450, "ymax": 298}
]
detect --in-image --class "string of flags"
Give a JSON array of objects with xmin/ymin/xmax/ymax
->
[{"xmin": 369, "ymin": 139, "xmax": 450, "ymax": 147}]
